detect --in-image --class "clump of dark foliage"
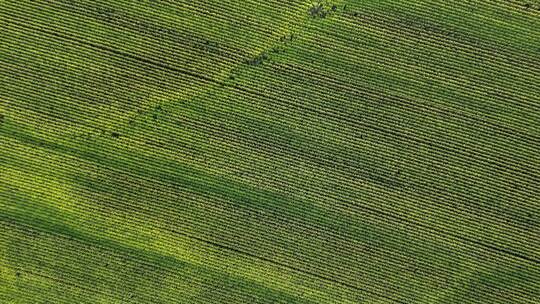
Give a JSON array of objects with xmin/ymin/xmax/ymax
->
[
  {"xmin": 521, "ymin": 2, "xmax": 540, "ymax": 11},
  {"xmin": 309, "ymin": 2, "xmax": 338, "ymax": 18},
  {"xmin": 245, "ymin": 52, "xmax": 269, "ymax": 66},
  {"xmin": 309, "ymin": 3, "xmax": 327, "ymax": 18},
  {"xmin": 152, "ymin": 105, "xmax": 164, "ymax": 121}
]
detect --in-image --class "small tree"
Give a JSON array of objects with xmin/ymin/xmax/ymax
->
[{"xmin": 309, "ymin": 3, "xmax": 327, "ymax": 18}]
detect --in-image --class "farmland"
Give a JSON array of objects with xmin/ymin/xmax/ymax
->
[{"xmin": 0, "ymin": 0, "xmax": 539, "ymax": 303}]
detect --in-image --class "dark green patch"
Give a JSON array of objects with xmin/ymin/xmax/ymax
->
[
  {"xmin": 245, "ymin": 52, "xmax": 269, "ymax": 66},
  {"xmin": 308, "ymin": 2, "xmax": 338, "ymax": 18}
]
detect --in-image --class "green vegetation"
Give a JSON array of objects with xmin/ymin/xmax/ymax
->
[{"xmin": 0, "ymin": 0, "xmax": 539, "ymax": 303}]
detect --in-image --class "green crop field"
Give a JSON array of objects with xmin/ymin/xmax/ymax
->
[{"xmin": 0, "ymin": 0, "xmax": 539, "ymax": 303}]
